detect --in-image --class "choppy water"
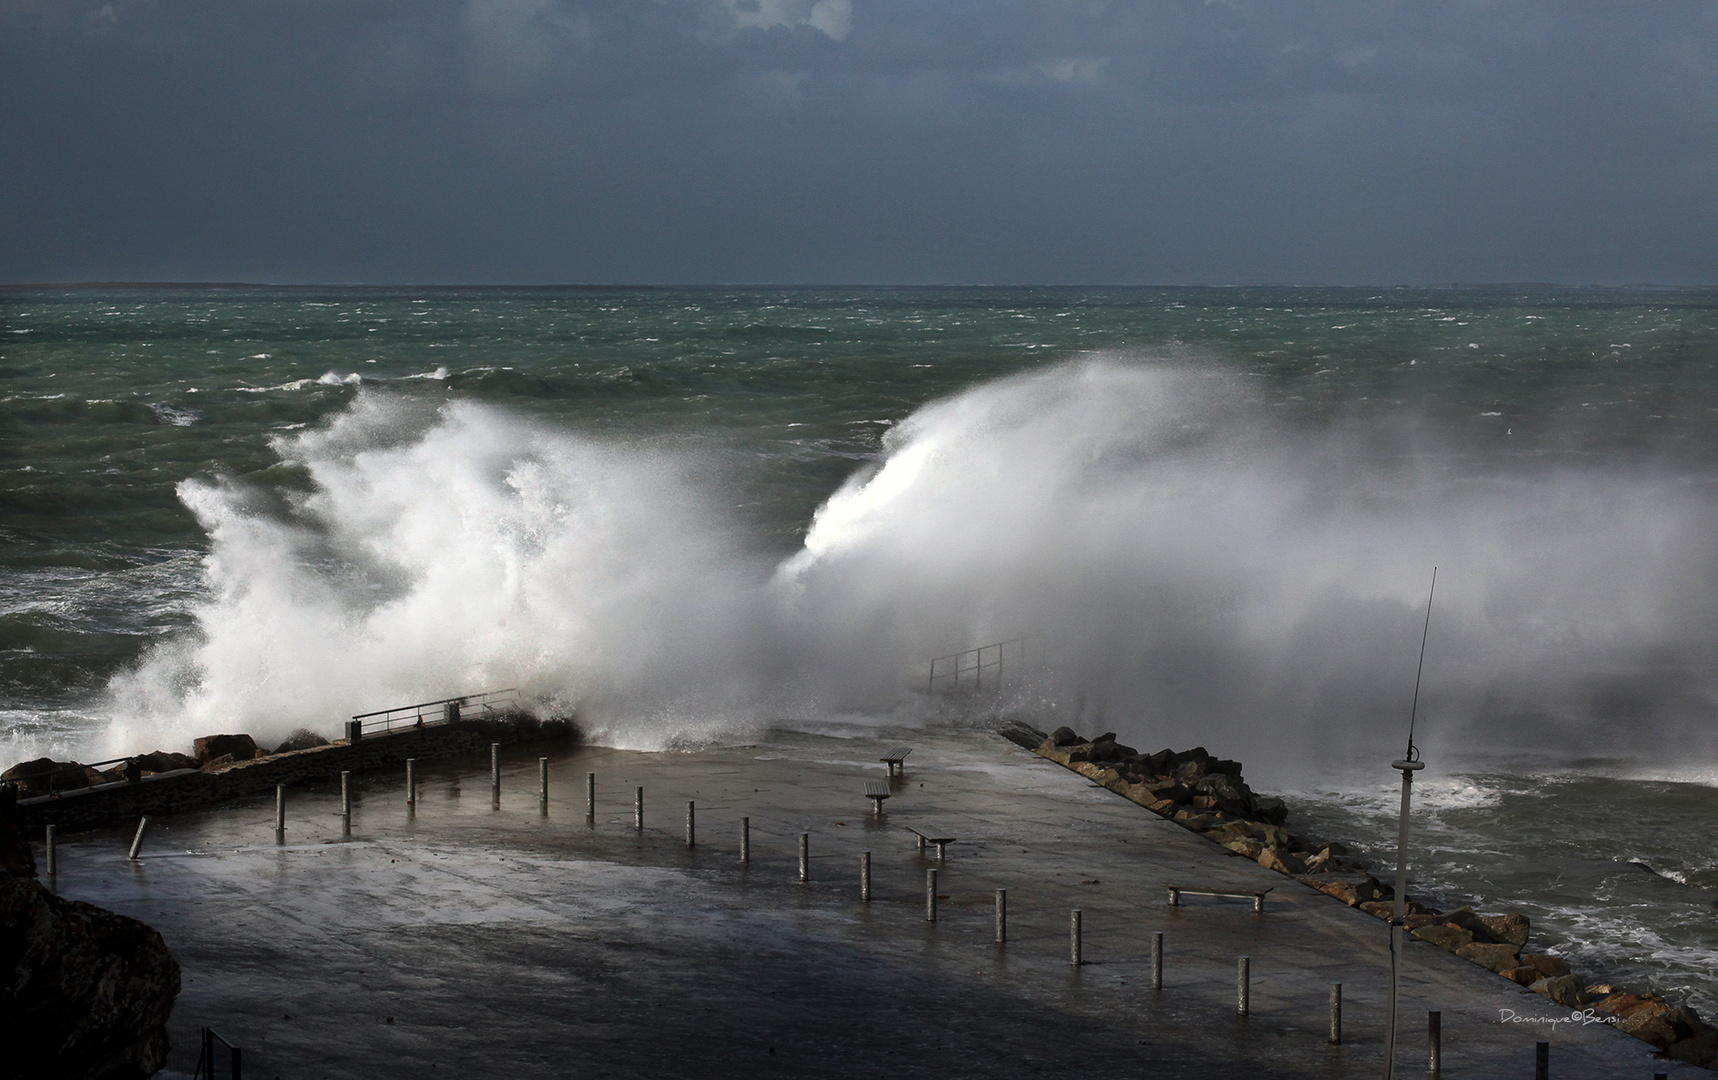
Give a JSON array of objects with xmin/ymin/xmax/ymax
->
[{"xmin": 4, "ymin": 283, "xmax": 1718, "ymax": 1009}]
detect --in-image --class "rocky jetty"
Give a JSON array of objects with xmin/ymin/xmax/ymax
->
[
  {"xmin": 1003, "ymin": 721, "xmax": 1718, "ymax": 1071},
  {"xmin": 0, "ymin": 784, "xmax": 181, "ymax": 1079}
]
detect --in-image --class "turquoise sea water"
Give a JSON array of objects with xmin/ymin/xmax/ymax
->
[{"xmin": 4, "ymin": 284, "xmax": 1718, "ymax": 1010}]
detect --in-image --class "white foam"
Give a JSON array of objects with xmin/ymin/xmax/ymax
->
[{"xmin": 92, "ymin": 358, "xmax": 1718, "ymax": 774}]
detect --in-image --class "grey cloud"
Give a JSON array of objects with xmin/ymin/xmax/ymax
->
[{"xmin": 1, "ymin": 0, "xmax": 1715, "ymax": 282}]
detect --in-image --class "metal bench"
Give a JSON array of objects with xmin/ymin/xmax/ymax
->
[
  {"xmin": 880, "ymin": 746, "xmax": 912, "ymax": 778},
  {"xmin": 906, "ymin": 825, "xmax": 957, "ymax": 861},
  {"xmin": 864, "ymin": 781, "xmax": 891, "ymax": 817},
  {"xmin": 1164, "ymin": 884, "xmax": 1273, "ymax": 914}
]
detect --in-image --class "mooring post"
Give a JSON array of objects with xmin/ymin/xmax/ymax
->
[
  {"xmin": 44, "ymin": 824, "xmax": 55, "ymax": 876},
  {"xmin": 925, "ymin": 868, "xmax": 938, "ymax": 922},
  {"xmin": 798, "ymin": 833, "xmax": 810, "ymax": 882},
  {"xmin": 686, "ymin": 802, "xmax": 696, "ymax": 847},
  {"xmin": 740, "ymin": 817, "xmax": 750, "ymax": 864},
  {"xmin": 634, "ymin": 786, "xmax": 643, "ymax": 831},
  {"xmin": 861, "ymin": 851, "xmax": 872, "ymax": 901},
  {"xmin": 585, "ymin": 773, "xmax": 595, "ymax": 824},
  {"xmin": 1069, "ymin": 909, "xmax": 1082, "ymax": 966},
  {"xmin": 1236, "ymin": 957, "xmax": 1250, "ymax": 1016},
  {"xmin": 1534, "ymin": 1040, "xmax": 1547, "ymax": 1080},
  {"xmin": 1427, "ymin": 1010, "xmax": 1440, "ymax": 1073},
  {"xmin": 275, "ymin": 784, "xmax": 286, "ymax": 837},
  {"xmin": 340, "ymin": 771, "xmax": 352, "ymax": 836},
  {"xmin": 539, "ymin": 758, "xmax": 549, "ymax": 816},
  {"xmin": 1329, "ymin": 983, "xmax": 1342, "ymax": 1045},
  {"xmin": 994, "ymin": 888, "xmax": 1006, "ymax": 943},
  {"xmin": 490, "ymin": 743, "xmax": 501, "ymax": 809},
  {"xmin": 405, "ymin": 759, "xmax": 416, "ymax": 808},
  {"xmin": 1152, "ymin": 932, "xmax": 1164, "ymax": 991},
  {"xmin": 127, "ymin": 816, "xmax": 149, "ymax": 861}
]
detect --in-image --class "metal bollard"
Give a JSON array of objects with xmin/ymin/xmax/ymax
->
[
  {"xmin": 539, "ymin": 758, "xmax": 549, "ymax": 815},
  {"xmin": 1329, "ymin": 983, "xmax": 1342, "ymax": 1045},
  {"xmin": 1236, "ymin": 957, "xmax": 1250, "ymax": 1016},
  {"xmin": 1070, "ymin": 909, "xmax": 1082, "ymax": 966},
  {"xmin": 1534, "ymin": 1041, "xmax": 1547, "ymax": 1080},
  {"xmin": 740, "ymin": 816, "xmax": 750, "ymax": 864},
  {"xmin": 275, "ymin": 784, "xmax": 286, "ymax": 836},
  {"xmin": 44, "ymin": 824, "xmax": 56, "ymax": 876},
  {"xmin": 925, "ymin": 868, "xmax": 938, "ymax": 922},
  {"xmin": 585, "ymin": 773, "xmax": 595, "ymax": 824},
  {"xmin": 995, "ymin": 888, "xmax": 1007, "ymax": 944},
  {"xmin": 406, "ymin": 759, "xmax": 416, "ymax": 808},
  {"xmin": 1151, "ymin": 932, "xmax": 1163, "ymax": 991},
  {"xmin": 1427, "ymin": 1010, "xmax": 1440, "ymax": 1073},
  {"xmin": 128, "ymin": 816, "xmax": 149, "ymax": 861},
  {"xmin": 799, "ymin": 834, "xmax": 810, "ymax": 883},
  {"xmin": 861, "ymin": 851, "xmax": 872, "ymax": 901},
  {"xmin": 341, "ymin": 771, "xmax": 352, "ymax": 835},
  {"xmin": 490, "ymin": 743, "xmax": 501, "ymax": 808},
  {"xmin": 635, "ymin": 786, "xmax": 643, "ymax": 831},
  {"xmin": 686, "ymin": 802, "xmax": 696, "ymax": 847}
]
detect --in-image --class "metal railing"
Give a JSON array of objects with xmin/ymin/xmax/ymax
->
[
  {"xmin": 193, "ymin": 1027, "xmax": 241, "ymax": 1080},
  {"xmin": 927, "ymin": 637, "xmax": 1028, "ymax": 694},
  {"xmin": 350, "ymin": 687, "xmax": 523, "ymax": 737}
]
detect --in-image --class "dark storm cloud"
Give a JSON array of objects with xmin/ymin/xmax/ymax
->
[{"xmin": 2, "ymin": 0, "xmax": 1715, "ymax": 283}]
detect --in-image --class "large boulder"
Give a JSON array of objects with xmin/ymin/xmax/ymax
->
[
  {"xmin": 1298, "ymin": 873, "xmax": 1389, "ymax": 906},
  {"xmin": 1191, "ymin": 773, "xmax": 1254, "ymax": 816},
  {"xmin": 1667, "ymin": 1030, "xmax": 1718, "ymax": 1069},
  {"xmin": 0, "ymin": 785, "xmax": 180, "ymax": 1079},
  {"xmin": 1455, "ymin": 942, "xmax": 1522, "ymax": 973},
  {"xmin": 272, "ymin": 728, "xmax": 333, "ymax": 754},
  {"xmin": 1618, "ymin": 1002, "xmax": 1699, "ymax": 1048},
  {"xmin": 1250, "ymin": 796, "xmax": 1289, "ymax": 825},
  {"xmin": 1441, "ymin": 907, "xmax": 1495, "ymax": 942},
  {"xmin": 133, "ymin": 751, "xmax": 199, "ymax": 774},
  {"xmin": 1257, "ymin": 847, "xmax": 1306, "ymax": 875},
  {"xmin": 1047, "ymin": 726, "xmax": 1081, "ymax": 747},
  {"xmin": 1530, "ymin": 974, "xmax": 1585, "ymax": 1008},
  {"xmin": 1519, "ymin": 953, "xmax": 1571, "ymax": 979},
  {"xmin": 997, "ymin": 720, "xmax": 1047, "ymax": 749},
  {"xmin": 1411, "ymin": 925, "xmax": 1473, "ymax": 951},
  {"xmin": 1478, "ymin": 911, "xmax": 1531, "ymax": 947},
  {"xmin": 1, "ymin": 759, "xmax": 87, "ymax": 797},
  {"xmin": 1593, "ymin": 992, "xmax": 1670, "ymax": 1020},
  {"xmin": 192, "ymin": 733, "xmax": 260, "ymax": 765}
]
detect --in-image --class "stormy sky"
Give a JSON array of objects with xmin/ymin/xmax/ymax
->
[{"xmin": 2, "ymin": 0, "xmax": 1714, "ymax": 285}]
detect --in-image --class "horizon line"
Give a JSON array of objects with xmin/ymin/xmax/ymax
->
[{"xmin": 0, "ymin": 279, "xmax": 1707, "ymax": 291}]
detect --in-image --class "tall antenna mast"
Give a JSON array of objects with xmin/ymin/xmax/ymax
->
[
  {"xmin": 1384, "ymin": 568, "xmax": 1436, "ymax": 1080},
  {"xmin": 1403, "ymin": 566, "xmax": 1436, "ymax": 762}
]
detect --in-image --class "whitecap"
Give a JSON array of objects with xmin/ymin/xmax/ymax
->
[{"xmin": 148, "ymin": 403, "xmax": 198, "ymax": 427}]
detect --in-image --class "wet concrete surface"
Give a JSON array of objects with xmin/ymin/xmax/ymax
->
[{"xmin": 43, "ymin": 728, "xmax": 1694, "ymax": 1079}]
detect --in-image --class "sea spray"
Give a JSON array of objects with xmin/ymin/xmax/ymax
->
[
  {"xmin": 103, "ymin": 394, "xmax": 779, "ymax": 753},
  {"xmin": 94, "ymin": 358, "xmax": 1718, "ymax": 779}
]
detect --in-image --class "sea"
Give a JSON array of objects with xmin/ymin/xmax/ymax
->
[{"xmin": 4, "ymin": 284, "xmax": 1717, "ymax": 1012}]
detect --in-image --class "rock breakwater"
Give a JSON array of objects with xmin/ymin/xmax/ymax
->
[
  {"xmin": 4, "ymin": 713, "xmax": 577, "ymax": 835},
  {"xmin": 1001, "ymin": 720, "xmax": 1718, "ymax": 1071}
]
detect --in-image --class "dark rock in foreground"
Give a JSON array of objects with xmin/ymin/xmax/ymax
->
[{"xmin": 0, "ymin": 785, "xmax": 180, "ymax": 1080}]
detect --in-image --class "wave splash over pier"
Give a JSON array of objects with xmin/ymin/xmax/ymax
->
[{"xmin": 106, "ymin": 359, "xmax": 1718, "ymax": 778}]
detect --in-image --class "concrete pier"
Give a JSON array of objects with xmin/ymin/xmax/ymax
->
[{"xmin": 42, "ymin": 728, "xmax": 1692, "ymax": 1079}]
